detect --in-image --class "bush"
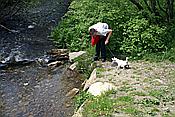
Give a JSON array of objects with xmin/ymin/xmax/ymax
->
[
  {"xmin": 51, "ymin": 0, "xmax": 136, "ymax": 51},
  {"xmin": 52, "ymin": 0, "xmax": 175, "ymax": 59},
  {"xmin": 74, "ymin": 47, "xmax": 96, "ymax": 79},
  {"xmin": 120, "ymin": 17, "xmax": 171, "ymax": 57}
]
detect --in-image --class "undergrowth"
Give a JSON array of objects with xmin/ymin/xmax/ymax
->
[
  {"xmin": 73, "ymin": 47, "xmax": 96, "ymax": 79},
  {"xmin": 52, "ymin": 0, "xmax": 175, "ymax": 60}
]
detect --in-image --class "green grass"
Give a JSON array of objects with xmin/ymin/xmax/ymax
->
[
  {"xmin": 96, "ymin": 68, "xmax": 106, "ymax": 72},
  {"xmin": 74, "ymin": 47, "xmax": 96, "ymax": 79},
  {"xmin": 163, "ymin": 113, "xmax": 175, "ymax": 117},
  {"xmin": 74, "ymin": 91, "xmax": 93, "ymax": 110},
  {"xmin": 122, "ymin": 106, "xmax": 144, "ymax": 116},
  {"xmin": 82, "ymin": 91, "xmax": 116, "ymax": 117},
  {"xmin": 96, "ymin": 68, "xmax": 106, "ymax": 78},
  {"xmin": 147, "ymin": 108, "xmax": 160, "ymax": 116},
  {"xmin": 118, "ymin": 86, "xmax": 136, "ymax": 92},
  {"xmin": 71, "ymin": 33, "xmax": 175, "ymax": 117},
  {"xmin": 130, "ymin": 91, "xmax": 147, "ymax": 96},
  {"xmin": 149, "ymin": 89, "xmax": 167, "ymax": 99},
  {"xmin": 82, "ymin": 91, "xmax": 137, "ymax": 117},
  {"xmin": 116, "ymin": 96, "xmax": 134, "ymax": 103},
  {"xmin": 142, "ymin": 46, "xmax": 175, "ymax": 63},
  {"xmin": 139, "ymin": 98, "xmax": 160, "ymax": 107}
]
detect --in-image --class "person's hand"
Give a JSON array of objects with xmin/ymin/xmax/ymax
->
[{"xmin": 105, "ymin": 40, "xmax": 109, "ymax": 45}]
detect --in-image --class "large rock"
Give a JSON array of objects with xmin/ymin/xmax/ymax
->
[
  {"xmin": 66, "ymin": 88, "xmax": 79, "ymax": 98},
  {"xmin": 87, "ymin": 82, "xmax": 116, "ymax": 96},
  {"xmin": 69, "ymin": 51, "xmax": 86, "ymax": 61},
  {"xmin": 83, "ymin": 68, "xmax": 96, "ymax": 91}
]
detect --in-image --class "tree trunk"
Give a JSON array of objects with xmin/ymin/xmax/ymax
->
[
  {"xmin": 149, "ymin": 0, "xmax": 161, "ymax": 16},
  {"xmin": 156, "ymin": 0, "xmax": 169, "ymax": 22},
  {"xmin": 129, "ymin": 0, "xmax": 174, "ymax": 22},
  {"xmin": 143, "ymin": 0, "xmax": 153, "ymax": 13},
  {"xmin": 129, "ymin": 0, "xmax": 144, "ymax": 10},
  {"xmin": 167, "ymin": 0, "xmax": 174, "ymax": 20}
]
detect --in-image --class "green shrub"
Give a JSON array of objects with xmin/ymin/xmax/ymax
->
[
  {"xmin": 74, "ymin": 91, "xmax": 92, "ymax": 110},
  {"xmin": 51, "ymin": 0, "xmax": 136, "ymax": 52},
  {"xmin": 73, "ymin": 47, "xmax": 96, "ymax": 79},
  {"xmin": 120, "ymin": 17, "xmax": 171, "ymax": 57},
  {"xmin": 52, "ymin": 0, "xmax": 175, "ymax": 59}
]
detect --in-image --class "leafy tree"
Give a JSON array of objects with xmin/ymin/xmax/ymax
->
[
  {"xmin": 128, "ymin": 0, "xmax": 174, "ymax": 22},
  {"xmin": 52, "ymin": 0, "xmax": 175, "ymax": 58}
]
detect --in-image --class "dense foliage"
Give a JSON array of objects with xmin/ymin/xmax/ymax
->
[
  {"xmin": 129, "ymin": 0, "xmax": 174, "ymax": 23},
  {"xmin": 52, "ymin": 0, "xmax": 175, "ymax": 58}
]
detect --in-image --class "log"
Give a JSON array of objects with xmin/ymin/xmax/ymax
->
[
  {"xmin": 47, "ymin": 49, "xmax": 68, "ymax": 55},
  {"xmin": 47, "ymin": 55, "xmax": 69, "ymax": 63},
  {"xmin": 47, "ymin": 61, "xmax": 62, "ymax": 67},
  {"xmin": 47, "ymin": 49, "xmax": 69, "ymax": 63},
  {"xmin": 0, "ymin": 24, "xmax": 19, "ymax": 33}
]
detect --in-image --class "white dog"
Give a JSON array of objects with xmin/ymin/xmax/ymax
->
[{"xmin": 111, "ymin": 57, "xmax": 129, "ymax": 69}]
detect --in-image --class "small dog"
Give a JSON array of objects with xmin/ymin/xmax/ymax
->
[{"xmin": 111, "ymin": 57, "xmax": 129, "ymax": 69}]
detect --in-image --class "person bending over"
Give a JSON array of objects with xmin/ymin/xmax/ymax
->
[{"xmin": 89, "ymin": 22, "xmax": 112, "ymax": 62}]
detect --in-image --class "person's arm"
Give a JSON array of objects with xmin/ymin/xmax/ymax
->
[{"xmin": 105, "ymin": 29, "xmax": 112, "ymax": 45}]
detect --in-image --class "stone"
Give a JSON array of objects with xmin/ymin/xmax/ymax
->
[
  {"xmin": 83, "ymin": 69, "xmax": 96, "ymax": 91},
  {"xmin": 23, "ymin": 83, "xmax": 29, "ymax": 86},
  {"xmin": 111, "ymin": 113, "xmax": 130, "ymax": 117},
  {"xmin": 28, "ymin": 25, "xmax": 35, "ymax": 29},
  {"xmin": 47, "ymin": 61, "xmax": 62, "ymax": 67},
  {"xmin": 69, "ymin": 62, "xmax": 78, "ymax": 70},
  {"xmin": 66, "ymin": 88, "xmax": 79, "ymax": 98},
  {"xmin": 72, "ymin": 100, "xmax": 87, "ymax": 117},
  {"xmin": 69, "ymin": 51, "xmax": 86, "ymax": 61},
  {"xmin": 87, "ymin": 82, "xmax": 115, "ymax": 96},
  {"xmin": 153, "ymin": 79, "xmax": 164, "ymax": 84}
]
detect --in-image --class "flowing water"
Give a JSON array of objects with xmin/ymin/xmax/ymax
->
[{"xmin": 0, "ymin": 0, "xmax": 82, "ymax": 116}]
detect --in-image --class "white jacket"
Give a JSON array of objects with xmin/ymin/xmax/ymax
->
[{"xmin": 89, "ymin": 22, "xmax": 112, "ymax": 36}]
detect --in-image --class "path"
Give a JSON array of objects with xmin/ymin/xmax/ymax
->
[{"xmin": 74, "ymin": 60, "xmax": 175, "ymax": 116}]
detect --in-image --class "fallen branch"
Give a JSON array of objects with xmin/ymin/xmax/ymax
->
[
  {"xmin": 47, "ymin": 61, "xmax": 62, "ymax": 67},
  {"xmin": 0, "ymin": 24, "xmax": 19, "ymax": 33}
]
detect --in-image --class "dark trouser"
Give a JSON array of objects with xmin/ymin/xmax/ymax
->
[{"xmin": 95, "ymin": 35, "xmax": 106, "ymax": 60}]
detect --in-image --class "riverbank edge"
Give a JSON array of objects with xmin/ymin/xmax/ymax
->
[
  {"xmin": 70, "ymin": 51, "xmax": 175, "ymax": 117},
  {"xmin": 70, "ymin": 51, "xmax": 115, "ymax": 117}
]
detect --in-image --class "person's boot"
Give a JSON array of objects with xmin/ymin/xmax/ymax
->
[
  {"xmin": 93, "ymin": 56, "xmax": 99, "ymax": 61},
  {"xmin": 101, "ymin": 58, "xmax": 106, "ymax": 62}
]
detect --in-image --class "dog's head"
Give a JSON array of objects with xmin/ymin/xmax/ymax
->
[{"xmin": 111, "ymin": 57, "xmax": 119, "ymax": 62}]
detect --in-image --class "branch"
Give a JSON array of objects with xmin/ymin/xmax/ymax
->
[
  {"xmin": 5, "ymin": 0, "xmax": 21, "ymax": 19},
  {"xmin": 156, "ymin": 0, "xmax": 168, "ymax": 15},
  {"xmin": 143, "ymin": 0, "xmax": 153, "ymax": 13},
  {"xmin": 167, "ymin": 0, "xmax": 174, "ymax": 19},
  {"xmin": 129, "ymin": 0, "xmax": 144, "ymax": 10},
  {"xmin": 0, "ymin": 24, "xmax": 19, "ymax": 33},
  {"xmin": 148, "ymin": 0, "xmax": 162, "ymax": 17}
]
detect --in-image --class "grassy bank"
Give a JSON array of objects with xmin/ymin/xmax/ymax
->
[
  {"xmin": 74, "ymin": 60, "xmax": 175, "ymax": 117},
  {"xmin": 71, "ymin": 47, "xmax": 175, "ymax": 116}
]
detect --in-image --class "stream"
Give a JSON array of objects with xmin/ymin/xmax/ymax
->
[{"xmin": 0, "ymin": 0, "xmax": 82, "ymax": 117}]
